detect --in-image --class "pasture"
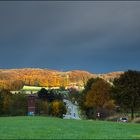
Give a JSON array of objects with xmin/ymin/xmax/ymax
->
[{"xmin": 0, "ymin": 116, "xmax": 139, "ymax": 139}]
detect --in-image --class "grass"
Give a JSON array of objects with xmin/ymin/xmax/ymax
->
[{"xmin": 0, "ymin": 116, "xmax": 140, "ymax": 139}]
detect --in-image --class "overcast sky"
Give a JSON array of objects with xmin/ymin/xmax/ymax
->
[{"xmin": 0, "ymin": 1, "xmax": 140, "ymax": 73}]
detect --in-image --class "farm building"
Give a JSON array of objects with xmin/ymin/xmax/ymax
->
[
  {"xmin": 11, "ymin": 86, "xmax": 47, "ymax": 94},
  {"xmin": 11, "ymin": 85, "xmax": 65, "ymax": 94}
]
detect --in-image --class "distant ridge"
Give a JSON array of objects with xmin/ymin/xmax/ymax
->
[{"xmin": 0, "ymin": 68, "xmax": 123, "ymax": 90}]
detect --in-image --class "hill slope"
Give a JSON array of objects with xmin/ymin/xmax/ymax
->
[{"xmin": 0, "ymin": 68, "xmax": 123, "ymax": 90}]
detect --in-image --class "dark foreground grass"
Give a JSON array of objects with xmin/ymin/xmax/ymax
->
[{"xmin": 0, "ymin": 116, "xmax": 139, "ymax": 139}]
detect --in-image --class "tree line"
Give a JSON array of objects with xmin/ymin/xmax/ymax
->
[
  {"xmin": 36, "ymin": 88, "xmax": 66, "ymax": 118},
  {"xmin": 0, "ymin": 70, "xmax": 140, "ymax": 120},
  {"xmin": 0, "ymin": 88, "xmax": 66, "ymax": 118},
  {"xmin": 71, "ymin": 70, "xmax": 140, "ymax": 120}
]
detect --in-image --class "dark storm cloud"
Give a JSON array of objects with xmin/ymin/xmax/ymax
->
[{"xmin": 0, "ymin": 1, "xmax": 140, "ymax": 73}]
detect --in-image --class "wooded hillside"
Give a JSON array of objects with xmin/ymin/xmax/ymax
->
[{"xmin": 0, "ymin": 68, "xmax": 123, "ymax": 90}]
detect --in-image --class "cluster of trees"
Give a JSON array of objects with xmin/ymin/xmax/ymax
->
[
  {"xmin": 1, "ymin": 69, "xmax": 139, "ymax": 120},
  {"xmin": 112, "ymin": 70, "xmax": 140, "ymax": 120},
  {"xmin": 37, "ymin": 88, "xmax": 63, "ymax": 102},
  {"xmin": 0, "ymin": 90, "xmax": 27, "ymax": 116},
  {"xmin": 0, "ymin": 88, "xmax": 66, "ymax": 118},
  {"xmin": 36, "ymin": 88, "xmax": 66, "ymax": 118},
  {"xmin": 78, "ymin": 70, "xmax": 140, "ymax": 120},
  {"xmin": 0, "ymin": 80, "xmax": 24, "ymax": 91},
  {"xmin": 78, "ymin": 78, "xmax": 114, "ymax": 119}
]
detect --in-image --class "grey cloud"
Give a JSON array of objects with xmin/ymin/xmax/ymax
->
[{"xmin": 0, "ymin": 1, "xmax": 140, "ymax": 72}]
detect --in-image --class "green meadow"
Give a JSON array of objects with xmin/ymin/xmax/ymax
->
[{"xmin": 0, "ymin": 116, "xmax": 139, "ymax": 139}]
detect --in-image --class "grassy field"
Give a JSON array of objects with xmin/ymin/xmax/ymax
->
[{"xmin": 0, "ymin": 116, "xmax": 139, "ymax": 139}]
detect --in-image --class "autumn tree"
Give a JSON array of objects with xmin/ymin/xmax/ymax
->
[
  {"xmin": 112, "ymin": 70, "xmax": 140, "ymax": 120},
  {"xmin": 10, "ymin": 80, "xmax": 24, "ymax": 90},
  {"xmin": 83, "ymin": 78, "xmax": 99, "ymax": 93},
  {"xmin": 79, "ymin": 78, "xmax": 114, "ymax": 119},
  {"xmin": 85, "ymin": 79, "xmax": 114, "ymax": 119},
  {"xmin": 79, "ymin": 78, "xmax": 100, "ymax": 118},
  {"xmin": 50, "ymin": 101, "xmax": 66, "ymax": 118}
]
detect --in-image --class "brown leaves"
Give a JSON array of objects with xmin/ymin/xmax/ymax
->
[{"xmin": 85, "ymin": 79, "xmax": 113, "ymax": 109}]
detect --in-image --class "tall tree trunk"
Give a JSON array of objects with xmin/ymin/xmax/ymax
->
[{"xmin": 131, "ymin": 107, "xmax": 134, "ymax": 120}]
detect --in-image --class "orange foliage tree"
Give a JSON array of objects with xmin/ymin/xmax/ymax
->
[
  {"xmin": 85, "ymin": 78, "xmax": 114, "ymax": 118},
  {"xmin": 50, "ymin": 101, "xmax": 66, "ymax": 118}
]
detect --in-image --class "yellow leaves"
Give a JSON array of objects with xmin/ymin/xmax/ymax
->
[
  {"xmin": 50, "ymin": 101, "xmax": 66, "ymax": 117},
  {"xmin": 51, "ymin": 101, "xmax": 60, "ymax": 115}
]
